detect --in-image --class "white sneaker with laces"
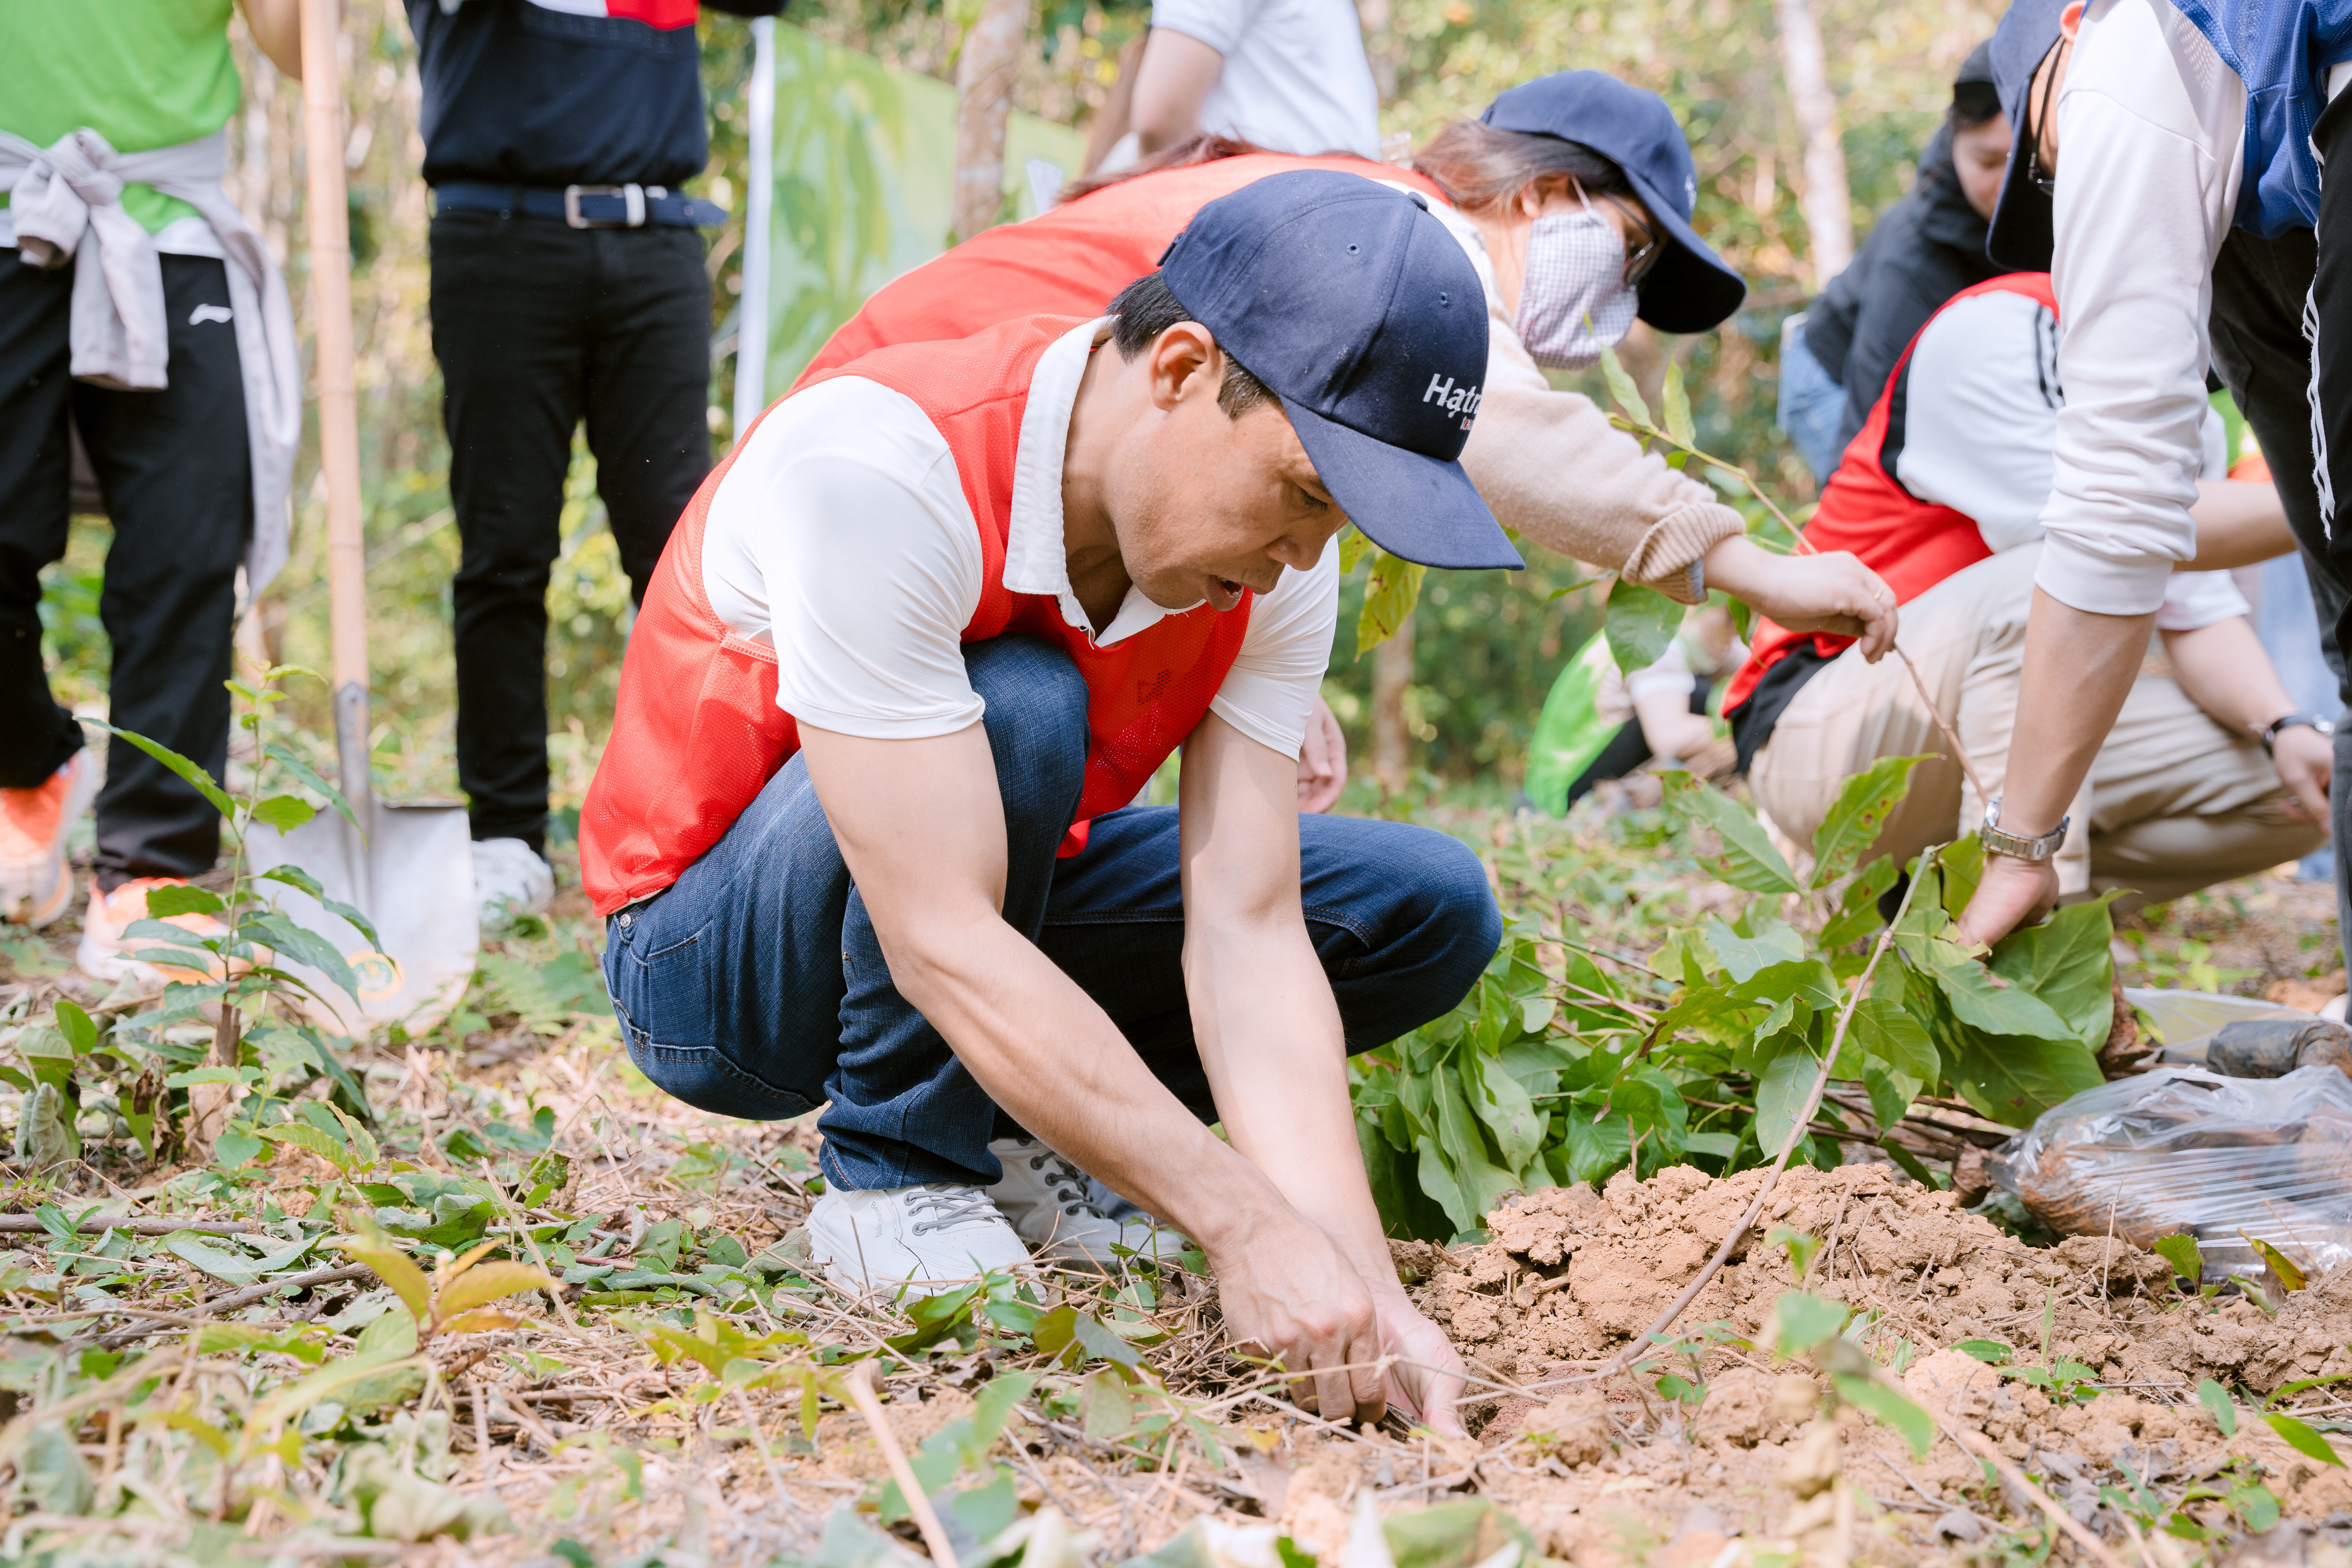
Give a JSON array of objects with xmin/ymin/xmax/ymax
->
[
  {"xmin": 809, "ymin": 1183, "xmax": 1032, "ymax": 1289},
  {"xmin": 472, "ymin": 837, "xmax": 554, "ymax": 923},
  {"xmin": 987, "ymin": 1134, "xmax": 1188, "ymax": 1268},
  {"xmin": 1085, "ymin": 1173, "xmax": 1192, "ymax": 1261}
]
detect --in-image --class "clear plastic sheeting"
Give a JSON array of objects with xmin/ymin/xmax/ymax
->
[
  {"xmin": 1989, "ymin": 1066, "xmax": 2352, "ymax": 1283},
  {"xmin": 2125, "ymin": 987, "xmax": 2309, "ymax": 1063}
]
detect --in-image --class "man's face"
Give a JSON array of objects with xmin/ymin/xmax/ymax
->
[
  {"xmin": 1103, "ymin": 341, "xmax": 1350, "ymax": 613},
  {"xmin": 1953, "ymin": 115, "xmax": 2012, "ymax": 221}
]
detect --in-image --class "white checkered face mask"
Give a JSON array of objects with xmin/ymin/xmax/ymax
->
[{"xmin": 1514, "ymin": 199, "xmax": 1639, "ymax": 370}]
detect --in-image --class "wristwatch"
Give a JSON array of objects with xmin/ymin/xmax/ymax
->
[
  {"xmin": 1981, "ymin": 795, "xmax": 2069, "ymax": 862},
  {"xmin": 2260, "ymin": 712, "xmax": 2337, "ymax": 755}
]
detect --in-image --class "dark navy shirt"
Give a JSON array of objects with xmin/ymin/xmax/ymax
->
[{"xmin": 407, "ymin": 0, "xmax": 783, "ymax": 191}]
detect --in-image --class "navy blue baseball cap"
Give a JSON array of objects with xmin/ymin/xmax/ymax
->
[
  {"xmin": 1158, "ymin": 171, "xmax": 1521, "ymax": 572},
  {"xmin": 1986, "ymin": 0, "xmax": 2067, "ymax": 269},
  {"xmin": 1482, "ymin": 71, "xmax": 1746, "ymax": 334}
]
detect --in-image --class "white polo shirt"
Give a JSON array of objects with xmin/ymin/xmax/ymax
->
[{"xmin": 698, "ymin": 317, "xmax": 1342, "ymax": 759}]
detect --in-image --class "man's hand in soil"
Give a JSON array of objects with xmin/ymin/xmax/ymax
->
[
  {"xmin": 1955, "ymin": 852, "xmax": 2058, "ymax": 948},
  {"xmin": 1371, "ymin": 1291, "xmax": 1467, "ymax": 1434},
  {"xmin": 1209, "ymin": 1209, "xmax": 1386, "ymax": 1426}
]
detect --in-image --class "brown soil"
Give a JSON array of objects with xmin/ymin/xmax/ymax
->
[{"xmin": 1367, "ymin": 1165, "xmax": 2352, "ymax": 1564}]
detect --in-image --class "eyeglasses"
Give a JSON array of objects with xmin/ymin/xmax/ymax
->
[
  {"xmin": 1603, "ymin": 193, "xmax": 1664, "ymax": 287},
  {"xmin": 2026, "ymin": 35, "xmax": 2071, "ymax": 196}
]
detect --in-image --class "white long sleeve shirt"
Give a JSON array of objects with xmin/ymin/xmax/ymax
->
[{"xmin": 2040, "ymin": 0, "xmax": 2246, "ymax": 616}]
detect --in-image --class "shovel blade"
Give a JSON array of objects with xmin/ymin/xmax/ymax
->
[{"xmin": 245, "ymin": 802, "xmax": 479, "ymax": 1037}]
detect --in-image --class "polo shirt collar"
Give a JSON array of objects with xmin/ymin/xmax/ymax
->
[{"xmin": 1003, "ymin": 317, "xmax": 1203, "ymax": 647}]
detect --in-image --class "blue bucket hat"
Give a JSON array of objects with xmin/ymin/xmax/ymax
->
[{"xmin": 1481, "ymin": 71, "xmax": 1748, "ymax": 334}]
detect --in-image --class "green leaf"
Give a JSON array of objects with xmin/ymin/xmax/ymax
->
[
  {"xmin": 93, "ymin": 723, "xmax": 234, "ymax": 820},
  {"xmin": 165, "ymin": 1231, "xmax": 313, "ymax": 1287},
  {"xmin": 1753, "ymin": 1045, "xmax": 1818, "ymax": 1158},
  {"xmin": 2198, "ymin": 1379, "xmax": 2238, "ymax": 1437},
  {"xmin": 1985, "ymin": 896, "xmax": 2118, "ymax": 1048},
  {"xmin": 2153, "ymin": 1233, "xmax": 2203, "ymax": 1283},
  {"xmin": 1848, "ymin": 996, "xmax": 1937, "ymax": 1083},
  {"xmin": 256, "ymin": 866, "xmax": 383, "ymax": 956},
  {"xmin": 1702, "ymin": 916, "xmax": 1804, "ymax": 985},
  {"xmin": 1603, "ymin": 576, "xmax": 1681, "ymax": 679},
  {"xmin": 1459, "ymin": 1051, "xmax": 1544, "ymax": 1176},
  {"xmin": 51, "ymin": 1000, "xmax": 98, "ymax": 1055},
  {"xmin": 249, "ymin": 795, "xmax": 318, "ymax": 833},
  {"xmin": 166, "ymin": 1066, "xmax": 249, "ymax": 1088},
  {"xmin": 237, "ymin": 909, "xmax": 360, "ymax": 1002},
  {"xmin": 1661, "ymin": 773, "xmax": 1802, "ymax": 896},
  {"xmin": 1954, "ymin": 1340, "xmax": 2013, "ymax": 1365},
  {"xmin": 1927, "ymin": 939, "xmax": 2077, "ymax": 1042},
  {"xmin": 1820, "ymin": 857, "xmax": 1900, "ymax": 948},
  {"xmin": 262, "ymin": 741, "xmax": 361, "ymax": 834},
  {"xmin": 1595, "ymin": 342, "xmax": 1653, "ymax": 427},
  {"xmin": 214, "ymin": 1130, "xmax": 263, "ymax": 1169},
  {"xmin": 2245, "ymin": 1234, "xmax": 2308, "ymax": 1292},
  {"xmin": 1833, "ymin": 1373, "xmax": 1935, "ymax": 1460},
  {"xmin": 259, "ymin": 1121, "xmax": 352, "ymax": 1170},
  {"xmin": 1659, "ymin": 361, "xmax": 1696, "ymax": 447},
  {"xmin": 1356, "ymin": 549, "xmax": 1425, "ymax": 658},
  {"xmin": 1809, "ymin": 756, "xmax": 1926, "ymax": 889},
  {"xmin": 1770, "ymin": 1291, "xmax": 1849, "ymax": 1358},
  {"xmin": 1338, "ymin": 526, "xmax": 1371, "ymax": 576},
  {"xmin": 2262, "ymin": 1411, "xmax": 2345, "ymax": 1466}
]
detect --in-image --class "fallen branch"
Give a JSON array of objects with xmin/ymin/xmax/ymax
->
[
  {"xmin": 1594, "ymin": 855, "xmax": 1932, "ymax": 1380},
  {"xmin": 844, "ymin": 1359, "xmax": 961, "ymax": 1568},
  {"xmin": 96, "ymin": 1264, "xmax": 374, "ymax": 1348},
  {"xmin": 0, "ymin": 1217, "xmax": 252, "ymax": 1237},
  {"xmin": 1945, "ymin": 1423, "xmax": 2129, "ymax": 1568}
]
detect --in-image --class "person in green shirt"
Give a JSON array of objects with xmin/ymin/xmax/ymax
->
[{"xmin": 0, "ymin": 0, "xmax": 306, "ymax": 985}]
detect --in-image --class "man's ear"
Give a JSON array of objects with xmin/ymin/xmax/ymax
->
[
  {"xmin": 2059, "ymin": 0, "xmax": 2084, "ymax": 38},
  {"xmin": 1146, "ymin": 321, "xmax": 1221, "ymax": 412}
]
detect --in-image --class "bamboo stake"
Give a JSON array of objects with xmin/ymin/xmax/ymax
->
[{"xmin": 845, "ymin": 1361, "xmax": 962, "ymax": 1568}]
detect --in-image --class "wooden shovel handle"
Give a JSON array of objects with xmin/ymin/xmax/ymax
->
[{"xmin": 298, "ymin": 0, "xmax": 369, "ymax": 714}]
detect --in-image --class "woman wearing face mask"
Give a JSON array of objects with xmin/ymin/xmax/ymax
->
[{"xmin": 797, "ymin": 72, "xmax": 1901, "ymax": 808}]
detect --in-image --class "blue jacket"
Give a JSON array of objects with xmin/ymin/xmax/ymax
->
[{"xmin": 2176, "ymin": 0, "xmax": 2352, "ymax": 234}]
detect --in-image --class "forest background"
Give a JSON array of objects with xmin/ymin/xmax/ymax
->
[{"xmin": 36, "ymin": 0, "xmax": 2002, "ymax": 835}]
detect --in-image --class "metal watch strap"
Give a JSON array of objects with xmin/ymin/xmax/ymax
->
[
  {"xmin": 1981, "ymin": 793, "xmax": 2068, "ymax": 862},
  {"xmin": 2260, "ymin": 712, "xmax": 2337, "ymax": 755}
]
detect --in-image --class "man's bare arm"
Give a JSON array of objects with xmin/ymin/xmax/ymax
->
[
  {"xmin": 2182, "ymin": 479, "xmax": 2296, "ymax": 570},
  {"xmin": 797, "ymin": 719, "xmax": 1407, "ymax": 1420},
  {"xmin": 1178, "ymin": 712, "xmax": 1468, "ymax": 1432},
  {"xmin": 1130, "ymin": 29, "xmax": 1223, "ymax": 156}
]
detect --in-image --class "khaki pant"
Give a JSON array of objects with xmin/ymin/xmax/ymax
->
[{"xmin": 1749, "ymin": 546, "xmax": 2321, "ymax": 906}]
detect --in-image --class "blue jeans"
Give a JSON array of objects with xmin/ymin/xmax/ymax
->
[
  {"xmin": 601, "ymin": 636, "xmax": 1503, "ymax": 1192},
  {"xmin": 1777, "ymin": 314, "xmax": 1847, "ymax": 484}
]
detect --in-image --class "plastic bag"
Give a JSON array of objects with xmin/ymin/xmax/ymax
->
[{"xmin": 1989, "ymin": 1065, "xmax": 2352, "ymax": 1282}]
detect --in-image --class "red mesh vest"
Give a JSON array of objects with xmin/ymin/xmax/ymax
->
[
  {"xmin": 1722, "ymin": 273, "xmax": 2058, "ymax": 715},
  {"xmin": 795, "ymin": 153, "xmax": 1448, "ymax": 387},
  {"xmin": 579, "ymin": 315, "xmax": 1255, "ymax": 916}
]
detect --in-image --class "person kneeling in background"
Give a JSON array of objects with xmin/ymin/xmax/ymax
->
[{"xmin": 1728, "ymin": 273, "xmax": 2329, "ymax": 904}]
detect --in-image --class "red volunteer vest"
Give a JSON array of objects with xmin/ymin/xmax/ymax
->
[
  {"xmin": 579, "ymin": 316, "xmax": 1254, "ymax": 916},
  {"xmin": 795, "ymin": 153, "xmax": 1449, "ymax": 387},
  {"xmin": 1722, "ymin": 272, "xmax": 2059, "ymax": 715}
]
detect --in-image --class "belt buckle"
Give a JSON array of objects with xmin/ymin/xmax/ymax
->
[{"xmin": 563, "ymin": 183, "xmax": 637, "ymax": 229}]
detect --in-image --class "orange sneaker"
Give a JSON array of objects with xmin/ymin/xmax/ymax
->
[
  {"xmin": 76, "ymin": 876, "xmax": 232, "ymax": 987},
  {"xmin": 0, "ymin": 753, "xmax": 97, "ymax": 928}
]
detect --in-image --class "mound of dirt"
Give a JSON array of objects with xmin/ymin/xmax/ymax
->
[
  {"xmin": 1411, "ymin": 1163, "xmax": 2352, "ymax": 1401},
  {"xmin": 1368, "ymin": 1165, "xmax": 2352, "ymax": 1560}
]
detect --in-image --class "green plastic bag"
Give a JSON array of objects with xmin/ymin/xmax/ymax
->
[{"xmin": 1521, "ymin": 631, "xmax": 1623, "ymax": 816}]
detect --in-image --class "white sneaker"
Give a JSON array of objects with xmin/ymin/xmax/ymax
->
[
  {"xmin": 808, "ymin": 1183, "xmax": 1031, "ymax": 1289},
  {"xmin": 1086, "ymin": 1173, "xmax": 1193, "ymax": 1262},
  {"xmin": 472, "ymin": 837, "xmax": 554, "ymax": 924},
  {"xmin": 0, "ymin": 753, "xmax": 96, "ymax": 928},
  {"xmin": 987, "ymin": 1134, "xmax": 1189, "ymax": 1269}
]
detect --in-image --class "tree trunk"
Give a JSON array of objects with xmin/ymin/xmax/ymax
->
[
  {"xmin": 1774, "ymin": 0, "xmax": 1853, "ymax": 284},
  {"xmin": 952, "ymin": 0, "xmax": 1035, "ymax": 243},
  {"xmin": 1370, "ymin": 613, "xmax": 1416, "ymax": 795}
]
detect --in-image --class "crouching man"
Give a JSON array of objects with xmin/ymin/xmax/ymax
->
[{"xmin": 579, "ymin": 173, "xmax": 1506, "ymax": 1431}]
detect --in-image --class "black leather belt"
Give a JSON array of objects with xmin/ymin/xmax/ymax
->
[{"xmin": 433, "ymin": 181, "xmax": 729, "ymax": 229}]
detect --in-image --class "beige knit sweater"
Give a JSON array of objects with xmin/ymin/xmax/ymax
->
[{"xmin": 1424, "ymin": 200, "xmax": 1748, "ymax": 605}]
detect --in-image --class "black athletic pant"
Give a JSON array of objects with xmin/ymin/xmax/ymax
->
[
  {"xmin": 2209, "ymin": 89, "xmax": 2352, "ymax": 963},
  {"xmin": 428, "ymin": 211, "xmax": 713, "ymax": 858},
  {"xmin": 0, "ymin": 251, "xmax": 250, "ymax": 891}
]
